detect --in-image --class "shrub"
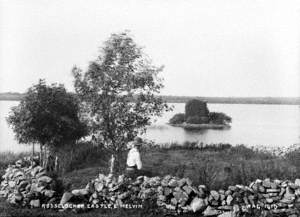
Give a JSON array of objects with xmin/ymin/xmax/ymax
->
[
  {"xmin": 169, "ymin": 113, "xmax": 185, "ymax": 124},
  {"xmin": 208, "ymin": 112, "xmax": 232, "ymax": 124},
  {"xmin": 186, "ymin": 115, "xmax": 209, "ymax": 124},
  {"xmin": 185, "ymin": 99, "xmax": 209, "ymax": 119}
]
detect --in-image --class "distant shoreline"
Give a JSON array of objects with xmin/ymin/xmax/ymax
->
[{"xmin": 0, "ymin": 92, "xmax": 300, "ymax": 105}]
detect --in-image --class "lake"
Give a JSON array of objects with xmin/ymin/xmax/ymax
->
[{"xmin": 0, "ymin": 101, "xmax": 299, "ymax": 152}]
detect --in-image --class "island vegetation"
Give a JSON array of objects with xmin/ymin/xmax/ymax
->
[{"xmin": 169, "ymin": 99, "xmax": 232, "ymax": 130}]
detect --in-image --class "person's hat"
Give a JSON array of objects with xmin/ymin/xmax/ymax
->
[{"xmin": 133, "ymin": 136, "xmax": 143, "ymax": 146}]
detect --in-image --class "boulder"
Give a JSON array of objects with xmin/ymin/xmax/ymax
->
[
  {"xmin": 210, "ymin": 190, "xmax": 220, "ymax": 201},
  {"xmin": 72, "ymin": 189, "xmax": 90, "ymax": 196},
  {"xmin": 190, "ymin": 197, "xmax": 206, "ymax": 212},
  {"xmin": 30, "ymin": 199, "xmax": 40, "ymax": 208},
  {"xmin": 43, "ymin": 190, "xmax": 55, "ymax": 198},
  {"xmin": 60, "ymin": 192, "xmax": 73, "ymax": 205},
  {"xmin": 38, "ymin": 176, "xmax": 52, "ymax": 184},
  {"xmin": 203, "ymin": 206, "xmax": 221, "ymax": 216},
  {"xmin": 226, "ymin": 195, "xmax": 233, "ymax": 205}
]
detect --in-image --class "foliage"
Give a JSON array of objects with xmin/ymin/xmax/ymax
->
[
  {"xmin": 185, "ymin": 115, "xmax": 209, "ymax": 124},
  {"xmin": 6, "ymin": 80, "xmax": 87, "ymax": 169},
  {"xmin": 72, "ymin": 32, "xmax": 170, "ymax": 170},
  {"xmin": 208, "ymin": 112, "xmax": 232, "ymax": 125},
  {"xmin": 169, "ymin": 113, "xmax": 185, "ymax": 124},
  {"xmin": 185, "ymin": 99, "xmax": 209, "ymax": 119}
]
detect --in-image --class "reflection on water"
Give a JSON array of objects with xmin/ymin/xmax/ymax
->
[{"xmin": 0, "ymin": 101, "xmax": 299, "ymax": 152}]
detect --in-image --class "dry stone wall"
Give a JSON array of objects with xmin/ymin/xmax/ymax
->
[
  {"xmin": 0, "ymin": 157, "xmax": 59, "ymax": 207},
  {"xmin": 1, "ymin": 158, "xmax": 299, "ymax": 217}
]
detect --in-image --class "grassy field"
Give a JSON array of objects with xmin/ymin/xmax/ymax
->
[{"xmin": 0, "ymin": 142, "xmax": 299, "ymax": 217}]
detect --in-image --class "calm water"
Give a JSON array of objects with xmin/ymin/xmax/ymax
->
[{"xmin": 0, "ymin": 101, "xmax": 299, "ymax": 152}]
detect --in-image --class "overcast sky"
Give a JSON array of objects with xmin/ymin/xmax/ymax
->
[{"xmin": 0, "ymin": 0, "xmax": 299, "ymax": 97}]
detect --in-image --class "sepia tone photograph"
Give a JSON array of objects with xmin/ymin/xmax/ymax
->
[{"xmin": 0, "ymin": 0, "xmax": 299, "ymax": 216}]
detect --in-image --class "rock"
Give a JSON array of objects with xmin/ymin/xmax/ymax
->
[
  {"xmin": 30, "ymin": 166, "xmax": 43, "ymax": 177},
  {"xmin": 94, "ymin": 182, "xmax": 104, "ymax": 192},
  {"xmin": 258, "ymin": 185, "xmax": 265, "ymax": 193},
  {"xmin": 178, "ymin": 179, "xmax": 186, "ymax": 187},
  {"xmin": 8, "ymin": 181, "xmax": 16, "ymax": 188},
  {"xmin": 36, "ymin": 170, "xmax": 47, "ymax": 178},
  {"xmin": 30, "ymin": 199, "xmax": 40, "ymax": 208},
  {"xmin": 0, "ymin": 190, "xmax": 8, "ymax": 197},
  {"xmin": 190, "ymin": 197, "xmax": 206, "ymax": 212},
  {"xmin": 228, "ymin": 186, "xmax": 237, "ymax": 192},
  {"xmin": 295, "ymin": 179, "xmax": 300, "ymax": 187},
  {"xmin": 44, "ymin": 190, "xmax": 55, "ymax": 198},
  {"xmin": 38, "ymin": 176, "xmax": 52, "ymax": 184},
  {"xmin": 72, "ymin": 189, "xmax": 90, "ymax": 196},
  {"xmin": 173, "ymin": 190, "xmax": 189, "ymax": 203},
  {"xmin": 170, "ymin": 197, "xmax": 177, "ymax": 205},
  {"xmin": 226, "ymin": 195, "xmax": 233, "ymax": 205},
  {"xmin": 182, "ymin": 185, "xmax": 193, "ymax": 195},
  {"xmin": 158, "ymin": 195, "xmax": 166, "ymax": 202},
  {"xmin": 210, "ymin": 190, "xmax": 220, "ymax": 201},
  {"xmin": 163, "ymin": 187, "xmax": 172, "ymax": 196},
  {"xmin": 266, "ymin": 188, "xmax": 280, "ymax": 193},
  {"xmin": 198, "ymin": 187, "xmax": 207, "ymax": 198},
  {"xmin": 168, "ymin": 179, "xmax": 178, "ymax": 187},
  {"xmin": 12, "ymin": 193, "xmax": 23, "ymax": 202},
  {"xmin": 60, "ymin": 192, "xmax": 73, "ymax": 205},
  {"xmin": 270, "ymin": 182, "xmax": 278, "ymax": 189},
  {"xmin": 203, "ymin": 206, "xmax": 221, "ymax": 216},
  {"xmin": 218, "ymin": 211, "xmax": 235, "ymax": 217}
]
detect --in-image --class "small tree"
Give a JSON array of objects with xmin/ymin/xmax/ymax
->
[
  {"xmin": 7, "ymin": 79, "xmax": 87, "ymax": 172},
  {"xmin": 73, "ymin": 32, "xmax": 170, "ymax": 173}
]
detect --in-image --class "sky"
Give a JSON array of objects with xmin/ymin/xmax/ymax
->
[{"xmin": 0, "ymin": 0, "xmax": 299, "ymax": 97}]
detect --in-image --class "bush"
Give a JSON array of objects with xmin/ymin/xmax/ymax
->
[
  {"xmin": 186, "ymin": 115, "xmax": 209, "ymax": 124},
  {"xmin": 185, "ymin": 99, "xmax": 209, "ymax": 119},
  {"xmin": 208, "ymin": 112, "xmax": 232, "ymax": 124},
  {"xmin": 169, "ymin": 113, "xmax": 185, "ymax": 124}
]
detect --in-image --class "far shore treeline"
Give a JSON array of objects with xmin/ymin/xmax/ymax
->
[{"xmin": 1, "ymin": 92, "xmax": 300, "ymax": 105}]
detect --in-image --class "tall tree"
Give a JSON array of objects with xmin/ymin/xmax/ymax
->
[
  {"xmin": 7, "ymin": 79, "xmax": 87, "ymax": 172},
  {"xmin": 73, "ymin": 32, "xmax": 170, "ymax": 173}
]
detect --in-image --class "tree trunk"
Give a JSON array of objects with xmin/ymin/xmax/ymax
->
[
  {"xmin": 39, "ymin": 144, "xmax": 43, "ymax": 166},
  {"xmin": 43, "ymin": 146, "xmax": 48, "ymax": 168},
  {"xmin": 109, "ymin": 154, "xmax": 116, "ymax": 175},
  {"xmin": 54, "ymin": 154, "xmax": 59, "ymax": 173},
  {"xmin": 32, "ymin": 143, "xmax": 35, "ymax": 156}
]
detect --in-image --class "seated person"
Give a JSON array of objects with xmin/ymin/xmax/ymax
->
[{"xmin": 125, "ymin": 137, "xmax": 143, "ymax": 178}]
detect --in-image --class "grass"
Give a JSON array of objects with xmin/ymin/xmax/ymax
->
[{"xmin": 0, "ymin": 141, "xmax": 299, "ymax": 217}]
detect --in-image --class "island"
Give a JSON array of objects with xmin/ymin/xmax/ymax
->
[{"xmin": 168, "ymin": 99, "xmax": 232, "ymax": 130}]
